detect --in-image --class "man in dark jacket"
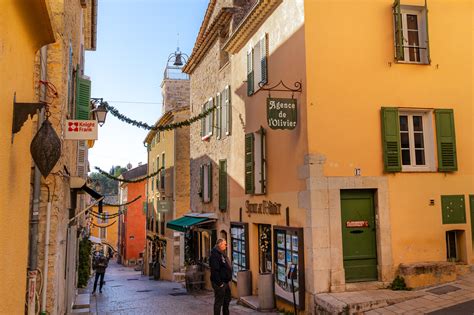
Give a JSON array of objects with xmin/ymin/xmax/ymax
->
[
  {"xmin": 92, "ymin": 252, "xmax": 109, "ymax": 294},
  {"xmin": 209, "ymin": 239, "xmax": 232, "ymax": 315}
]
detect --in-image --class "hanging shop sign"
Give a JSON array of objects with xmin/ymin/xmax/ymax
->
[
  {"xmin": 267, "ymin": 98, "xmax": 297, "ymax": 130},
  {"xmin": 64, "ymin": 120, "xmax": 98, "ymax": 140},
  {"xmin": 245, "ymin": 200, "xmax": 281, "ymax": 217},
  {"xmin": 157, "ymin": 200, "xmax": 171, "ymax": 213}
]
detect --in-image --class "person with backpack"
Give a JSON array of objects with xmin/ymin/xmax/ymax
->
[{"xmin": 92, "ymin": 252, "xmax": 109, "ymax": 294}]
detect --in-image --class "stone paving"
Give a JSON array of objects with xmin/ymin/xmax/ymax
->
[
  {"xmin": 364, "ymin": 272, "xmax": 474, "ymax": 315},
  {"xmin": 85, "ymin": 260, "xmax": 277, "ymax": 315}
]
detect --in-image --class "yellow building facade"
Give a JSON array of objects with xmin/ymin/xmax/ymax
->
[
  {"xmin": 303, "ymin": 0, "xmax": 473, "ymax": 296},
  {"xmin": 0, "ymin": 1, "xmax": 54, "ymax": 313},
  {"xmin": 91, "ymin": 200, "xmax": 119, "ymax": 254}
]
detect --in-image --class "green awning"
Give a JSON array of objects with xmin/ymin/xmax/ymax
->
[{"xmin": 166, "ymin": 216, "xmax": 210, "ymax": 232}]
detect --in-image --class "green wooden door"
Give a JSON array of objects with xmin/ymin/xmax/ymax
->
[{"xmin": 341, "ymin": 190, "xmax": 378, "ymax": 282}]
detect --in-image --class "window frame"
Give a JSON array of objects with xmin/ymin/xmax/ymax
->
[
  {"xmin": 398, "ymin": 109, "xmax": 435, "ymax": 172},
  {"xmin": 201, "ymin": 98, "xmax": 214, "ymax": 140},
  {"xmin": 200, "ymin": 163, "xmax": 212, "ymax": 203},
  {"xmin": 393, "ymin": 4, "xmax": 430, "ymax": 64}
]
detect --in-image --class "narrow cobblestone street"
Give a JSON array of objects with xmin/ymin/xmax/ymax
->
[{"xmin": 85, "ymin": 260, "xmax": 273, "ymax": 315}]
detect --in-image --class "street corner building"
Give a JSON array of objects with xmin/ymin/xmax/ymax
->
[
  {"xmin": 171, "ymin": 0, "xmax": 473, "ymax": 313},
  {"xmin": 0, "ymin": 0, "xmax": 100, "ymax": 314}
]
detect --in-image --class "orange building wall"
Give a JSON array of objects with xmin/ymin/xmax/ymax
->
[{"xmin": 124, "ymin": 181, "xmax": 146, "ymax": 262}]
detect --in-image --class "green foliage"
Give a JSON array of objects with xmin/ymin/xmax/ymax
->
[
  {"xmin": 77, "ymin": 239, "xmax": 93, "ymax": 288},
  {"xmin": 388, "ymin": 275, "xmax": 411, "ymax": 291},
  {"xmin": 89, "ymin": 165, "xmax": 126, "ymax": 194}
]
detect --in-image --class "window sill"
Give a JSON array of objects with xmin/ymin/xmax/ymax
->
[
  {"xmin": 400, "ymin": 167, "xmax": 436, "ymax": 173},
  {"xmin": 394, "ymin": 60, "xmax": 430, "ymax": 66},
  {"xmin": 201, "ymin": 134, "xmax": 212, "ymax": 141}
]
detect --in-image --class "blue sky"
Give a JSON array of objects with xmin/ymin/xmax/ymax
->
[{"xmin": 86, "ymin": 0, "xmax": 208, "ymax": 172}]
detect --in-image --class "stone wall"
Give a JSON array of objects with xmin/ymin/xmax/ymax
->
[
  {"xmin": 189, "ymin": 33, "xmax": 231, "ymax": 228},
  {"xmin": 161, "ymin": 79, "xmax": 190, "ymax": 113},
  {"xmin": 33, "ymin": 1, "xmax": 93, "ymax": 313}
]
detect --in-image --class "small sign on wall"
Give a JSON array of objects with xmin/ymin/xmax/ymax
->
[
  {"xmin": 346, "ymin": 221, "xmax": 369, "ymax": 228},
  {"xmin": 64, "ymin": 120, "xmax": 98, "ymax": 140},
  {"xmin": 267, "ymin": 98, "xmax": 297, "ymax": 130}
]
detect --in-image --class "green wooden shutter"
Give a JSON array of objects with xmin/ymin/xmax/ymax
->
[
  {"xmin": 208, "ymin": 162, "xmax": 212, "ymax": 201},
  {"xmin": 245, "ymin": 133, "xmax": 255, "ymax": 194},
  {"xmin": 247, "ymin": 50, "xmax": 254, "ymax": 96},
  {"xmin": 392, "ymin": 0, "xmax": 404, "ymax": 61},
  {"xmin": 143, "ymin": 202, "xmax": 147, "ymax": 215},
  {"xmin": 76, "ymin": 73, "xmax": 91, "ymax": 120},
  {"xmin": 219, "ymin": 160, "xmax": 227, "ymax": 211},
  {"xmin": 259, "ymin": 127, "xmax": 266, "ymax": 194},
  {"xmin": 381, "ymin": 107, "xmax": 401, "ymax": 172},
  {"xmin": 199, "ymin": 164, "xmax": 204, "ymax": 199},
  {"xmin": 260, "ymin": 34, "xmax": 268, "ymax": 85},
  {"xmin": 470, "ymin": 195, "xmax": 474, "ymax": 243},
  {"xmin": 435, "ymin": 109, "xmax": 457, "ymax": 171}
]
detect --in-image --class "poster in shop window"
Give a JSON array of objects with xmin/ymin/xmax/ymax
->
[{"xmin": 274, "ymin": 228, "xmax": 305, "ymax": 310}]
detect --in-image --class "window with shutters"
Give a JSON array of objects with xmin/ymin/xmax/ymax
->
[
  {"xmin": 216, "ymin": 85, "xmax": 232, "ymax": 139},
  {"xmin": 201, "ymin": 98, "xmax": 214, "ymax": 140},
  {"xmin": 245, "ymin": 128, "xmax": 266, "ymax": 195},
  {"xmin": 77, "ymin": 140, "xmax": 87, "ymax": 178},
  {"xmin": 160, "ymin": 153, "xmax": 165, "ymax": 191},
  {"xmin": 398, "ymin": 110, "xmax": 435, "ymax": 171},
  {"xmin": 381, "ymin": 108, "xmax": 457, "ymax": 173},
  {"xmin": 200, "ymin": 163, "xmax": 212, "ymax": 203},
  {"xmin": 247, "ymin": 34, "xmax": 268, "ymax": 96},
  {"xmin": 393, "ymin": 1, "xmax": 430, "ymax": 64},
  {"xmin": 219, "ymin": 160, "xmax": 227, "ymax": 211}
]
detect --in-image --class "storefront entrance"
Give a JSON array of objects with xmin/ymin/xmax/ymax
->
[{"xmin": 340, "ymin": 190, "xmax": 377, "ymax": 282}]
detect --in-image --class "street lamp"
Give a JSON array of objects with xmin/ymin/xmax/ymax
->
[{"xmin": 90, "ymin": 98, "xmax": 108, "ymax": 126}]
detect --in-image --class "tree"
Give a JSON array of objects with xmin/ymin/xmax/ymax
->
[{"xmin": 89, "ymin": 165, "xmax": 127, "ymax": 195}]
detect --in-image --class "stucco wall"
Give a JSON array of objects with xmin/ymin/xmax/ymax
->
[
  {"xmin": 124, "ymin": 181, "xmax": 146, "ymax": 263},
  {"xmin": 304, "ymin": 0, "xmax": 473, "ymax": 269},
  {"xmin": 0, "ymin": 1, "xmax": 55, "ymax": 313}
]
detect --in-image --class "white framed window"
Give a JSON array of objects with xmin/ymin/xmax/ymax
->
[
  {"xmin": 393, "ymin": 3, "xmax": 429, "ymax": 64},
  {"xmin": 200, "ymin": 163, "xmax": 212, "ymax": 203},
  {"xmin": 223, "ymin": 85, "xmax": 231, "ymax": 136},
  {"xmin": 216, "ymin": 92, "xmax": 222, "ymax": 139},
  {"xmin": 201, "ymin": 98, "xmax": 214, "ymax": 140},
  {"xmin": 216, "ymin": 85, "xmax": 232, "ymax": 139},
  {"xmin": 398, "ymin": 110, "xmax": 435, "ymax": 171},
  {"xmin": 247, "ymin": 34, "xmax": 268, "ymax": 96}
]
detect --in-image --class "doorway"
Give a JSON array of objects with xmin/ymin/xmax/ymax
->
[{"xmin": 340, "ymin": 190, "xmax": 378, "ymax": 282}]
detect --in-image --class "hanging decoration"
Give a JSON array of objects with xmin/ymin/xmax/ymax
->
[
  {"xmin": 102, "ymin": 195, "xmax": 142, "ymax": 207},
  {"xmin": 94, "ymin": 167, "xmax": 159, "ymax": 183},
  {"xmin": 91, "ymin": 220, "xmax": 117, "ymax": 228},
  {"xmin": 30, "ymin": 116, "xmax": 61, "ymax": 178},
  {"xmin": 103, "ymin": 101, "xmax": 216, "ymax": 131},
  {"xmin": 89, "ymin": 211, "xmax": 122, "ymax": 220}
]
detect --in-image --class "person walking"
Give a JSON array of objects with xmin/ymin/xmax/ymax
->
[
  {"xmin": 92, "ymin": 252, "xmax": 109, "ymax": 294},
  {"xmin": 209, "ymin": 239, "xmax": 232, "ymax": 315}
]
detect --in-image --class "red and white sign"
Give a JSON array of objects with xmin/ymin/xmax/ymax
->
[
  {"xmin": 346, "ymin": 220, "xmax": 369, "ymax": 228},
  {"xmin": 65, "ymin": 120, "xmax": 98, "ymax": 140}
]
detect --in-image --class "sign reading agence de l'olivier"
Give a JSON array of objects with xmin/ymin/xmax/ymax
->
[{"xmin": 267, "ymin": 98, "xmax": 297, "ymax": 130}]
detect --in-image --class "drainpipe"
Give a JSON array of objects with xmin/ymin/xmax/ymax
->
[
  {"xmin": 27, "ymin": 45, "xmax": 47, "ymax": 315},
  {"xmin": 40, "ymin": 187, "xmax": 51, "ymax": 315}
]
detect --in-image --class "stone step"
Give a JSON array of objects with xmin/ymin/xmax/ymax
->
[
  {"xmin": 70, "ymin": 307, "xmax": 90, "ymax": 313},
  {"xmin": 238, "ymin": 295, "xmax": 259, "ymax": 310},
  {"xmin": 315, "ymin": 289, "xmax": 424, "ymax": 314},
  {"xmin": 72, "ymin": 293, "xmax": 90, "ymax": 309}
]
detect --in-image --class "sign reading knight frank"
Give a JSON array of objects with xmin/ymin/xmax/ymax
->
[
  {"xmin": 267, "ymin": 98, "xmax": 297, "ymax": 130},
  {"xmin": 64, "ymin": 120, "xmax": 98, "ymax": 140}
]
